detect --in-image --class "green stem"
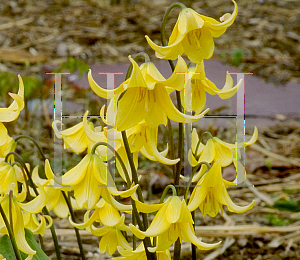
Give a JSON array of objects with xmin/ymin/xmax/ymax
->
[
  {"xmin": 191, "ymin": 210, "xmax": 196, "ymax": 260},
  {"xmin": 160, "ymin": 185, "xmax": 177, "ymax": 203},
  {"xmin": 121, "ymin": 131, "xmax": 157, "ymax": 260},
  {"xmin": 14, "ymin": 135, "xmax": 47, "ymax": 161},
  {"xmin": 167, "ymin": 119, "xmax": 176, "ymax": 180},
  {"xmin": 125, "ymin": 52, "xmax": 151, "ymax": 80},
  {"xmin": 9, "ymin": 191, "xmax": 13, "ymax": 233},
  {"xmin": 161, "ymin": 2, "xmax": 186, "ymax": 72},
  {"xmin": 39, "ymin": 234, "xmax": 45, "ymax": 252},
  {"xmin": 11, "ymin": 162, "xmax": 31, "ymax": 201},
  {"xmin": 61, "ymin": 191, "xmax": 86, "ymax": 260},
  {"xmin": 0, "ymin": 202, "xmax": 22, "ymax": 260}
]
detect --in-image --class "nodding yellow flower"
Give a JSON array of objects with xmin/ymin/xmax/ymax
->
[
  {"xmin": 181, "ymin": 61, "xmax": 242, "ymax": 115},
  {"xmin": 146, "ymin": 1, "xmax": 237, "ymax": 63},
  {"xmin": 70, "ymin": 199, "xmax": 131, "ymax": 255},
  {"xmin": 130, "ymin": 196, "xmax": 220, "ymax": 252},
  {"xmin": 113, "ymin": 242, "xmax": 172, "ymax": 260},
  {"xmin": 88, "ymin": 56, "xmax": 208, "ymax": 131},
  {"xmin": 189, "ymin": 127, "xmax": 258, "ymax": 168},
  {"xmin": 58, "ymin": 152, "xmax": 138, "ymax": 210},
  {"xmin": 0, "ymin": 75, "xmax": 24, "ymax": 122},
  {"xmin": 188, "ymin": 161, "xmax": 255, "ymax": 217},
  {"xmin": 32, "ymin": 161, "xmax": 70, "ymax": 218},
  {"xmin": 52, "ymin": 120, "xmax": 90, "ymax": 154},
  {"xmin": 0, "ymin": 161, "xmax": 28, "ymax": 195},
  {"xmin": 22, "ymin": 212, "xmax": 53, "ymax": 237},
  {"xmin": 0, "ymin": 183, "xmax": 46, "ymax": 258}
]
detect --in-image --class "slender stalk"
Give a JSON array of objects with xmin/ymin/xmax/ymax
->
[
  {"xmin": 39, "ymin": 234, "xmax": 46, "ymax": 252},
  {"xmin": 8, "ymin": 191, "xmax": 13, "ymax": 233},
  {"xmin": 184, "ymin": 162, "xmax": 211, "ymax": 202},
  {"xmin": 191, "ymin": 210, "xmax": 196, "ymax": 260},
  {"xmin": 161, "ymin": 4, "xmax": 187, "ymax": 260},
  {"xmin": 160, "ymin": 185, "xmax": 177, "ymax": 203},
  {"xmin": 61, "ymin": 191, "xmax": 86, "ymax": 260},
  {"xmin": 14, "ymin": 135, "xmax": 47, "ymax": 161},
  {"xmin": 0, "ymin": 203, "xmax": 22, "ymax": 260},
  {"xmin": 121, "ymin": 132, "xmax": 157, "ymax": 260},
  {"xmin": 167, "ymin": 119, "xmax": 176, "ymax": 179}
]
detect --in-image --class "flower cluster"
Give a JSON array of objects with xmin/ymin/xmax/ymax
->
[{"xmin": 0, "ymin": 1, "xmax": 258, "ymax": 259}]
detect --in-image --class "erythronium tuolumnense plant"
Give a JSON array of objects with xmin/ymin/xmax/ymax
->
[{"xmin": 0, "ymin": 1, "xmax": 258, "ymax": 260}]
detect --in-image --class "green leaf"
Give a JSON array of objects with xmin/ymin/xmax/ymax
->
[
  {"xmin": 273, "ymin": 199, "xmax": 300, "ymax": 212},
  {"xmin": 0, "ymin": 228, "xmax": 50, "ymax": 259}
]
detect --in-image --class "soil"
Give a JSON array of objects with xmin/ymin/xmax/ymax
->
[{"xmin": 0, "ymin": 0, "xmax": 299, "ymax": 260}]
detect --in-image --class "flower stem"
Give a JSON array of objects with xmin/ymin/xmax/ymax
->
[
  {"xmin": 121, "ymin": 131, "xmax": 157, "ymax": 260},
  {"xmin": 184, "ymin": 161, "xmax": 211, "ymax": 202},
  {"xmin": 0, "ymin": 202, "xmax": 22, "ymax": 260},
  {"xmin": 14, "ymin": 135, "xmax": 47, "ymax": 161},
  {"xmin": 160, "ymin": 185, "xmax": 177, "ymax": 203},
  {"xmin": 61, "ymin": 191, "xmax": 86, "ymax": 260},
  {"xmin": 161, "ymin": 4, "xmax": 187, "ymax": 260},
  {"xmin": 125, "ymin": 52, "xmax": 151, "ymax": 80}
]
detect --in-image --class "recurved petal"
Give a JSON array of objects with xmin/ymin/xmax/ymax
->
[
  {"xmin": 145, "ymin": 35, "xmax": 184, "ymax": 61},
  {"xmin": 157, "ymin": 56, "xmax": 188, "ymax": 91},
  {"xmin": 200, "ymin": 0, "xmax": 238, "ymax": 37},
  {"xmin": 18, "ymin": 184, "xmax": 46, "ymax": 213},
  {"xmin": 143, "ymin": 127, "xmax": 179, "ymax": 165},
  {"xmin": 62, "ymin": 154, "xmax": 92, "ymax": 185},
  {"xmin": 155, "ymin": 84, "xmax": 209, "ymax": 123},
  {"xmin": 0, "ymin": 93, "xmax": 23, "ymax": 122},
  {"xmin": 88, "ymin": 69, "xmax": 126, "ymax": 99},
  {"xmin": 69, "ymin": 210, "xmax": 98, "ymax": 229},
  {"xmin": 0, "ymin": 75, "xmax": 24, "ymax": 122},
  {"xmin": 181, "ymin": 222, "xmax": 221, "ymax": 250},
  {"xmin": 222, "ymin": 188, "xmax": 255, "ymax": 213},
  {"xmin": 52, "ymin": 194, "xmax": 69, "ymax": 218},
  {"xmin": 101, "ymin": 188, "xmax": 132, "ymax": 212}
]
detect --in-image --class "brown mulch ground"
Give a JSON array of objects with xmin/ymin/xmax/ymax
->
[
  {"xmin": 0, "ymin": 0, "xmax": 299, "ymax": 85},
  {"xmin": 1, "ymin": 0, "xmax": 300, "ymax": 259}
]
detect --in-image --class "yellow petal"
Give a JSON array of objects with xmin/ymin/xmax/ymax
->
[
  {"xmin": 178, "ymin": 8, "xmax": 205, "ymax": 34},
  {"xmin": 88, "ymin": 69, "xmax": 126, "ymax": 99},
  {"xmin": 18, "ymin": 184, "xmax": 46, "ymax": 213},
  {"xmin": 0, "ymin": 75, "xmax": 24, "ymax": 122},
  {"xmin": 145, "ymin": 35, "xmax": 184, "ymax": 61},
  {"xmin": 180, "ymin": 222, "xmax": 221, "ymax": 250},
  {"xmin": 62, "ymin": 154, "xmax": 92, "ymax": 185},
  {"xmin": 199, "ymin": 138, "xmax": 215, "ymax": 164},
  {"xmin": 155, "ymin": 83, "xmax": 209, "ymax": 123},
  {"xmin": 0, "ymin": 122, "xmax": 8, "ymax": 146},
  {"xmin": 213, "ymin": 139, "xmax": 233, "ymax": 167},
  {"xmin": 165, "ymin": 196, "xmax": 181, "ymax": 223}
]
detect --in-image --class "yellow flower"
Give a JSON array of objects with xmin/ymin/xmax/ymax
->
[
  {"xmin": 113, "ymin": 242, "xmax": 172, "ymax": 260},
  {"xmin": 0, "ymin": 75, "xmax": 24, "ymax": 122},
  {"xmin": 22, "ymin": 212, "xmax": 53, "ymax": 237},
  {"xmin": 52, "ymin": 120, "xmax": 90, "ymax": 153},
  {"xmin": 146, "ymin": 1, "xmax": 237, "ymax": 63},
  {"xmin": 0, "ymin": 161, "xmax": 28, "ymax": 195},
  {"xmin": 181, "ymin": 61, "xmax": 242, "ymax": 114},
  {"xmin": 127, "ymin": 122, "xmax": 180, "ymax": 165},
  {"xmin": 70, "ymin": 199, "xmax": 131, "ymax": 255},
  {"xmin": 32, "ymin": 161, "xmax": 70, "ymax": 218},
  {"xmin": 130, "ymin": 196, "xmax": 220, "ymax": 252},
  {"xmin": 59, "ymin": 153, "xmax": 138, "ymax": 210},
  {"xmin": 189, "ymin": 127, "xmax": 258, "ymax": 168},
  {"xmin": 0, "ymin": 183, "xmax": 46, "ymax": 258},
  {"xmin": 88, "ymin": 56, "xmax": 208, "ymax": 131},
  {"xmin": 188, "ymin": 161, "xmax": 255, "ymax": 217}
]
